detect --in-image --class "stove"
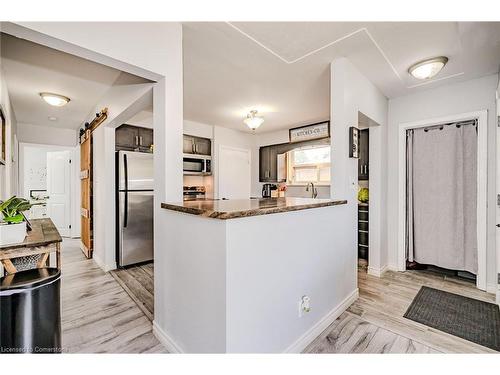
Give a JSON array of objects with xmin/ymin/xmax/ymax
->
[{"xmin": 183, "ymin": 186, "xmax": 206, "ymax": 201}]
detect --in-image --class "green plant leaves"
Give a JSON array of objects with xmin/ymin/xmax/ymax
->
[
  {"xmin": 3, "ymin": 213, "xmax": 24, "ymax": 224},
  {"xmin": 0, "ymin": 196, "xmax": 34, "ymax": 223}
]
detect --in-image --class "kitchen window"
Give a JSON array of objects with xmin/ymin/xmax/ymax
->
[{"xmin": 287, "ymin": 145, "xmax": 331, "ymax": 185}]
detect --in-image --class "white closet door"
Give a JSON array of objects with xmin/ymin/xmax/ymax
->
[
  {"xmin": 46, "ymin": 150, "xmax": 71, "ymax": 237},
  {"xmin": 218, "ymin": 145, "xmax": 251, "ymax": 200}
]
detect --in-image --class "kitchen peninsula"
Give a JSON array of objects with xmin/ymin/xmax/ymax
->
[{"xmin": 154, "ymin": 197, "xmax": 358, "ymax": 353}]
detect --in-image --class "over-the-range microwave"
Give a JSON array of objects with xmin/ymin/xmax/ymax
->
[{"xmin": 183, "ymin": 154, "xmax": 212, "ymax": 175}]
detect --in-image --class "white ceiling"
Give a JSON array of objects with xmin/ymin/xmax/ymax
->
[
  {"xmin": 3, "ymin": 23, "xmax": 498, "ymax": 135},
  {"xmin": 183, "ymin": 22, "xmax": 500, "ymax": 133},
  {"xmin": 0, "ymin": 33, "xmax": 148, "ymax": 130}
]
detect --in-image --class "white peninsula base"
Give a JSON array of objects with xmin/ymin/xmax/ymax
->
[{"xmin": 154, "ymin": 198, "xmax": 357, "ymax": 353}]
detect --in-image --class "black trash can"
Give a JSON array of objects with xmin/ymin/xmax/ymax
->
[{"xmin": 0, "ymin": 268, "xmax": 61, "ymax": 354}]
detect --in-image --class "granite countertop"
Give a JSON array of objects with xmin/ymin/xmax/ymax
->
[{"xmin": 161, "ymin": 197, "xmax": 347, "ymax": 220}]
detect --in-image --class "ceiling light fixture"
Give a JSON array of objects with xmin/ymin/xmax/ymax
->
[
  {"xmin": 244, "ymin": 110, "xmax": 264, "ymax": 130},
  {"xmin": 39, "ymin": 92, "xmax": 70, "ymax": 107},
  {"xmin": 408, "ymin": 56, "xmax": 448, "ymax": 80},
  {"xmin": 48, "ymin": 116, "xmax": 58, "ymax": 121}
]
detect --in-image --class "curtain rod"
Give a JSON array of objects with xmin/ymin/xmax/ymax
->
[
  {"xmin": 422, "ymin": 119, "xmax": 477, "ymax": 132},
  {"xmin": 404, "ymin": 119, "xmax": 477, "ymax": 134}
]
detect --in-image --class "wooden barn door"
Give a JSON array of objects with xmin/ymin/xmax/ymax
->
[{"xmin": 80, "ymin": 130, "xmax": 93, "ymax": 258}]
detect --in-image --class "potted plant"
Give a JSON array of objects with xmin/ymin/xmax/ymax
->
[{"xmin": 0, "ymin": 196, "xmax": 33, "ymax": 245}]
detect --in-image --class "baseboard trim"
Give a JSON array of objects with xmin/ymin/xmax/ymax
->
[
  {"xmin": 367, "ymin": 263, "xmax": 398, "ymax": 277},
  {"xmin": 153, "ymin": 320, "xmax": 184, "ymax": 353},
  {"xmin": 283, "ymin": 288, "xmax": 359, "ymax": 353},
  {"xmin": 486, "ymin": 283, "xmax": 497, "ymax": 294},
  {"xmin": 93, "ymin": 255, "xmax": 116, "ymax": 272},
  {"xmin": 387, "ymin": 264, "xmax": 399, "ymax": 272},
  {"xmin": 367, "ymin": 265, "xmax": 387, "ymax": 277}
]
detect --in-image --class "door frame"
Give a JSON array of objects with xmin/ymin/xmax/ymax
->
[
  {"xmin": 18, "ymin": 142, "xmax": 79, "ymax": 238},
  {"xmin": 217, "ymin": 145, "xmax": 251, "ymax": 200},
  {"xmin": 397, "ymin": 110, "xmax": 488, "ymax": 291}
]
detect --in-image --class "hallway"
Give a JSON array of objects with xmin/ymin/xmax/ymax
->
[{"xmin": 60, "ymin": 239, "xmax": 166, "ymax": 353}]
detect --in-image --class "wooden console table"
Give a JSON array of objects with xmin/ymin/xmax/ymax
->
[{"xmin": 0, "ymin": 218, "xmax": 62, "ymax": 274}]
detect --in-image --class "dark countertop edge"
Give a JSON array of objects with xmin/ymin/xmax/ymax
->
[{"xmin": 161, "ymin": 200, "xmax": 348, "ymax": 220}]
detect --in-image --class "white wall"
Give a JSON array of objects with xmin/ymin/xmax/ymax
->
[
  {"xmin": 497, "ymin": 78, "xmax": 500, "ymax": 304},
  {"xmin": 17, "ymin": 122, "xmax": 77, "ymax": 147},
  {"xmin": 92, "ymin": 125, "xmax": 116, "ymax": 270},
  {"xmin": 4, "ymin": 23, "xmax": 184, "ymax": 275},
  {"xmin": 0, "ymin": 65, "xmax": 18, "ymax": 199},
  {"xmin": 330, "ymin": 58, "xmax": 388, "ymax": 276},
  {"xmin": 387, "ymin": 74, "xmax": 499, "ymax": 290},
  {"xmin": 184, "ymin": 119, "xmax": 213, "ymax": 139}
]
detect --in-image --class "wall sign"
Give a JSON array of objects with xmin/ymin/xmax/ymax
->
[
  {"xmin": 349, "ymin": 126, "xmax": 360, "ymax": 158},
  {"xmin": 289, "ymin": 121, "xmax": 330, "ymax": 143}
]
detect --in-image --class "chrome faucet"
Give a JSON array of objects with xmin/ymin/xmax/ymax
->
[{"xmin": 305, "ymin": 182, "xmax": 318, "ymax": 198}]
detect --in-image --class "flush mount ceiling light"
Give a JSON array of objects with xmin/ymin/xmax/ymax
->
[
  {"xmin": 39, "ymin": 92, "xmax": 70, "ymax": 107},
  {"xmin": 408, "ymin": 56, "xmax": 448, "ymax": 80},
  {"xmin": 244, "ymin": 110, "xmax": 264, "ymax": 130},
  {"xmin": 48, "ymin": 116, "xmax": 58, "ymax": 121}
]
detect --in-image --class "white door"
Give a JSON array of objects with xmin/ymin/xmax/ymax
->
[
  {"xmin": 218, "ymin": 145, "xmax": 251, "ymax": 199},
  {"xmin": 47, "ymin": 150, "xmax": 71, "ymax": 237}
]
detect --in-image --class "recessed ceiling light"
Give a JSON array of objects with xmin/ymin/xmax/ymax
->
[
  {"xmin": 48, "ymin": 116, "xmax": 58, "ymax": 121},
  {"xmin": 39, "ymin": 92, "xmax": 70, "ymax": 107},
  {"xmin": 408, "ymin": 56, "xmax": 448, "ymax": 80},
  {"xmin": 244, "ymin": 110, "xmax": 264, "ymax": 130}
]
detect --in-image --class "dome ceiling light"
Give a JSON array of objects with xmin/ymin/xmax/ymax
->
[
  {"xmin": 243, "ymin": 110, "xmax": 264, "ymax": 130},
  {"xmin": 39, "ymin": 92, "xmax": 71, "ymax": 107},
  {"xmin": 408, "ymin": 56, "xmax": 448, "ymax": 80}
]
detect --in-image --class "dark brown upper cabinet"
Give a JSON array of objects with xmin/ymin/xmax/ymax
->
[
  {"xmin": 358, "ymin": 129, "xmax": 369, "ymax": 180},
  {"xmin": 183, "ymin": 134, "xmax": 211, "ymax": 156},
  {"xmin": 115, "ymin": 124, "xmax": 153, "ymax": 152}
]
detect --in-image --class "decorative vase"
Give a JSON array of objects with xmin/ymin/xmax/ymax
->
[{"xmin": 0, "ymin": 221, "xmax": 27, "ymax": 245}]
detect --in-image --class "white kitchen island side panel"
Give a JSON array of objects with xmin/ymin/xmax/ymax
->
[
  {"xmin": 154, "ymin": 209, "xmax": 227, "ymax": 353},
  {"xmin": 155, "ymin": 201, "xmax": 355, "ymax": 353},
  {"xmin": 225, "ymin": 204, "xmax": 356, "ymax": 352}
]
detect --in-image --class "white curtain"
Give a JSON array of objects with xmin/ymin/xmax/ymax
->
[{"xmin": 406, "ymin": 122, "xmax": 477, "ymax": 274}]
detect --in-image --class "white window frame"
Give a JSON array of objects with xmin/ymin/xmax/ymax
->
[{"xmin": 287, "ymin": 145, "xmax": 331, "ymax": 186}]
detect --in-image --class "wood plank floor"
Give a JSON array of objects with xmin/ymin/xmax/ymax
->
[
  {"xmin": 60, "ymin": 239, "xmax": 166, "ymax": 353},
  {"xmin": 69, "ymin": 242, "xmax": 496, "ymax": 354},
  {"xmin": 110, "ymin": 263, "xmax": 154, "ymax": 321},
  {"xmin": 109, "ymin": 256, "xmax": 497, "ymax": 353},
  {"xmin": 305, "ymin": 261, "xmax": 497, "ymax": 353}
]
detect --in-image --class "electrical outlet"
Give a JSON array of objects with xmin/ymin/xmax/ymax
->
[{"xmin": 298, "ymin": 295, "xmax": 311, "ymax": 318}]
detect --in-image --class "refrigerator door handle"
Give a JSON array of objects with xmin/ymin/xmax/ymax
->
[{"xmin": 124, "ymin": 153, "xmax": 128, "ymax": 228}]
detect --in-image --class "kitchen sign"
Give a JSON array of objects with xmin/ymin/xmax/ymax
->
[{"xmin": 289, "ymin": 121, "xmax": 330, "ymax": 143}]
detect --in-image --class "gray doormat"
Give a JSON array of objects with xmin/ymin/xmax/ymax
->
[{"xmin": 404, "ymin": 286, "xmax": 500, "ymax": 351}]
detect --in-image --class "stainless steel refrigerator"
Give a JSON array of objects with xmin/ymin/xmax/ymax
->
[{"xmin": 116, "ymin": 151, "xmax": 154, "ymax": 267}]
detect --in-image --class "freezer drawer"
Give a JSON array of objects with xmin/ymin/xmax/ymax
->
[{"xmin": 118, "ymin": 191, "xmax": 154, "ymax": 266}]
